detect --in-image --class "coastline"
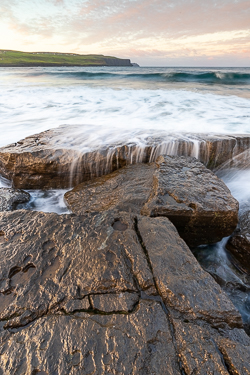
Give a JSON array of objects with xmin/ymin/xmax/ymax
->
[
  {"xmin": 0, "ymin": 50, "xmax": 134, "ymax": 67},
  {"xmin": 0, "ymin": 63, "xmax": 130, "ymax": 67},
  {"xmin": 0, "ymin": 66, "xmax": 250, "ymax": 373}
]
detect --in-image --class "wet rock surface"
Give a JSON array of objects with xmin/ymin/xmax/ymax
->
[
  {"xmin": 0, "ymin": 210, "xmax": 153, "ymax": 329},
  {"xmin": 65, "ymin": 156, "xmax": 238, "ymax": 247},
  {"xmin": 0, "ymin": 126, "xmax": 249, "ymax": 374},
  {"xmin": 137, "ymin": 215, "xmax": 242, "ymax": 328},
  {"xmin": 0, "ymin": 129, "xmax": 85, "ymax": 189},
  {"xmin": 0, "ymin": 188, "xmax": 30, "ymax": 211},
  {"xmin": 0, "ymin": 209, "xmax": 250, "ymax": 374},
  {"xmin": 0, "ymin": 125, "xmax": 250, "ymax": 189},
  {"xmin": 0, "ymin": 301, "xmax": 179, "ymax": 375},
  {"xmin": 226, "ymin": 210, "xmax": 250, "ymax": 274},
  {"xmin": 90, "ymin": 292, "xmax": 140, "ymax": 313}
]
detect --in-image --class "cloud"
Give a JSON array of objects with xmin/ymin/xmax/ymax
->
[{"xmin": 1, "ymin": 0, "xmax": 250, "ymax": 65}]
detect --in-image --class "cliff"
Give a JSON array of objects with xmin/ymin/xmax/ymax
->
[{"xmin": 0, "ymin": 50, "xmax": 133, "ymax": 67}]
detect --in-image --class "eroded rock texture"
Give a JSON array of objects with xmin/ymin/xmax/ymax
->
[
  {"xmin": 0, "ymin": 209, "xmax": 249, "ymax": 374},
  {"xmin": 0, "ymin": 125, "xmax": 249, "ymax": 189},
  {"xmin": 0, "ymin": 188, "xmax": 30, "ymax": 211},
  {"xmin": 226, "ymin": 210, "xmax": 250, "ymax": 274},
  {"xmin": 65, "ymin": 156, "xmax": 238, "ymax": 247}
]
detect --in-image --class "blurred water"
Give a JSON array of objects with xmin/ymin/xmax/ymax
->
[
  {"xmin": 193, "ymin": 168, "xmax": 250, "ymax": 331},
  {"xmin": 17, "ymin": 189, "xmax": 70, "ymax": 214},
  {"xmin": 0, "ymin": 67, "xmax": 250, "ymax": 148}
]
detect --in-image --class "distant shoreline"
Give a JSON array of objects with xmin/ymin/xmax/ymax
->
[
  {"xmin": 0, "ymin": 63, "xmax": 126, "ymax": 67},
  {"xmin": 0, "ymin": 49, "xmax": 135, "ymax": 67}
]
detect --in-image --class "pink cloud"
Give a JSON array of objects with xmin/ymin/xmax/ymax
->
[{"xmin": 1, "ymin": 0, "xmax": 250, "ymax": 65}]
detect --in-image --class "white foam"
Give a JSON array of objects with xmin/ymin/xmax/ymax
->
[
  {"xmin": 17, "ymin": 189, "xmax": 70, "ymax": 214},
  {"xmin": 220, "ymin": 169, "xmax": 250, "ymax": 211},
  {"xmin": 0, "ymin": 84, "xmax": 250, "ymax": 148}
]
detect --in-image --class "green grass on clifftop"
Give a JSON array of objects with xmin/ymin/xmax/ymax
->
[{"xmin": 0, "ymin": 50, "xmax": 131, "ymax": 67}]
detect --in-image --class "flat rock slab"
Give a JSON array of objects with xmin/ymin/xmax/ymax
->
[
  {"xmin": 0, "ymin": 125, "xmax": 250, "ymax": 189},
  {"xmin": 172, "ymin": 319, "xmax": 250, "ymax": 375},
  {"xmin": 65, "ymin": 156, "xmax": 238, "ymax": 247},
  {"xmin": 0, "ymin": 188, "xmax": 30, "ymax": 211},
  {"xmin": 0, "ymin": 301, "xmax": 179, "ymax": 375},
  {"xmin": 136, "ymin": 215, "xmax": 242, "ymax": 328},
  {"xmin": 0, "ymin": 210, "xmax": 156, "ymax": 329},
  {"xmin": 0, "ymin": 209, "xmax": 241, "ymax": 329},
  {"xmin": 1, "ymin": 307, "xmax": 250, "ymax": 375},
  {"xmin": 226, "ymin": 210, "xmax": 250, "ymax": 274},
  {"xmin": 0, "ymin": 209, "xmax": 249, "ymax": 374}
]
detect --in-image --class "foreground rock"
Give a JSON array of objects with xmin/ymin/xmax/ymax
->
[
  {"xmin": 0, "ymin": 125, "xmax": 250, "ymax": 189},
  {"xmin": 65, "ymin": 156, "xmax": 238, "ymax": 247},
  {"xmin": 226, "ymin": 210, "xmax": 250, "ymax": 274},
  {"xmin": 0, "ymin": 209, "xmax": 249, "ymax": 374},
  {"xmin": 0, "ymin": 188, "xmax": 30, "ymax": 211}
]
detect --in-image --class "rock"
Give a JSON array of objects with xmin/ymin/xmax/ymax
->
[
  {"xmin": 0, "ymin": 301, "xmax": 179, "ymax": 375},
  {"xmin": 90, "ymin": 292, "xmax": 139, "ymax": 313},
  {"xmin": 215, "ymin": 147, "xmax": 250, "ymax": 171},
  {"xmin": 0, "ymin": 188, "xmax": 30, "ymax": 211},
  {"xmin": 0, "ymin": 210, "xmax": 250, "ymax": 375},
  {"xmin": 136, "ymin": 215, "xmax": 242, "ymax": 328},
  {"xmin": 0, "ymin": 128, "xmax": 87, "ymax": 189},
  {"xmin": 65, "ymin": 162, "xmax": 155, "ymax": 215},
  {"xmin": 0, "ymin": 210, "xmax": 158, "ymax": 329},
  {"xmin": 0, "ymin": 126, "xmax": 250, "ymax": 189},
  {"xmin": 172, "ymin": 319, "xmax": 250, "ymax": 374},
  {"xmin": 62, "ymin": 297, "xmax": 90, "ymax": 314},
  {"xmin": 103, "ymin": 58, "xmax": 133, "ymax": 66},
  {"xmin": 65, "ymin": 156, "xmax": 238, "ymax": 247},
  {"xmin": 0, "ymin": 209, "xmax": 249, "ymax": 373},
  {"xmin": 226, "ymin": 210, "xmax": 250, "ymax": 274},
  {"xmin": 214, "ymin": 331, "xmax": 250, "ymax": 374}
]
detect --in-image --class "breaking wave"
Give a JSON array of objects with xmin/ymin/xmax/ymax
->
[{"xmin": 23, "ymin": 70, "xmax": 250, "ymax": 85}]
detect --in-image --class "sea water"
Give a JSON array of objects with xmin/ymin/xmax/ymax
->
[
  {"xmin": 1, "ymin": 67, "xmax": 250, "ymax": 150},
  {"xmin": 1, "ymin": 66, "xmax": 250, "ymax": 208},
  {"xmin": 1, "ymin": 66, "xmax": 250, "ymax": 326}
]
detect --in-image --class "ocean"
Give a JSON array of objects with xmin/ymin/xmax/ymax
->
[
  {"xmin": 1, "ymin": 66, "xmax": 250, "ymax": 326},
  {"xmin": 1, "ymin": 66, "xmax": 250, "ymax": 209},
  {"xmin": 0, "ymin": 66, "xmax": 250, "ymax": 150}
]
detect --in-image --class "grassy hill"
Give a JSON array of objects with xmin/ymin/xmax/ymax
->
[{"xmin": 0, "ymin": 50, "xmax": 132, "ymax": 67}]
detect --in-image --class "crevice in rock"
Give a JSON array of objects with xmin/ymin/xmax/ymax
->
[
  {"xmin": 8, "ymin": 266, "xmax": 21, "ymax": 279},
  {"xmin": 133, "ymin": 217, "xmax": 157, "ymax": 289},
  {"xmin": 120, "ymin": 246, "xmax": 141, "ymax": 293},
  {"xmin": 215, "ymin": 343, "xmax": 238, "ymax": 375},
  {"xmin": 2, "ymin": 291, "xmax": 141, "ymax": 331},
  {"xmin": 133, "ymin": 216, "xmax": 188, "ymax": 375},
  {"xmin": 63, "ymin": 299, "xmax": 141, "ymax": 316},
  {"xmin": 88, "ymin": 295, "xmax": 93, "ymax": 310},
  {"xmin": 87, "ymin": 290, "xmax": 139, "ymax": 297},
  {"xmin": 7, "ymin": 319, "xmax": 36, "ymax": 334},
  {"xmin": 0, "ymin": 287, "xmax": 14, "ymax": 295},
  {"xmin": 211, "ymin": 338, "xmax": 231, "ymax": 374},
  {"xmin": 166, "ymin": 191, "xmax": 190, "ymax": 207},
  {"xmin": 22, "ymin": 263, "xmax": 36, "ymax": 273},
  {"xmin": 5, "ymin": 301, "xmax": 142, "ymax": 333},
  {"xmin": 222, "ymin": 356, "xmax": 237, "ymax": 375}
]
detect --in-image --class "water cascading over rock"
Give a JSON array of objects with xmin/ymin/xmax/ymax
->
[{"xmin": 0, "ymin": 125, "xmax": 250, "ymax": 189}]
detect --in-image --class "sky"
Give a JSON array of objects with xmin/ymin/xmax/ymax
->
[{"xmin": 0, "ymin": 0, "xmax": 249, "ymax": 66}]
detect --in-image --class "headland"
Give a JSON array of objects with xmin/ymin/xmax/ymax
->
[{"xmin": 0, "ymin": 49, "xmax": 135, "ymax": 67}]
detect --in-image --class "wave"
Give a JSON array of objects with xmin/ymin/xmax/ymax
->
[{"xmin": 25, "ymin": 71, "xmax": 250, "ymax": 85}]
